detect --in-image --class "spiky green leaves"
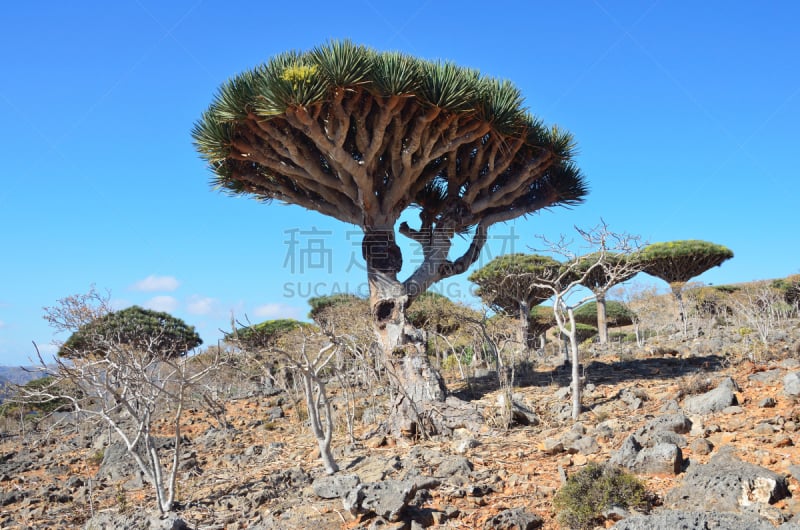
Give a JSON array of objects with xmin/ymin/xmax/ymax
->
[
  {"xmin": 469, "ymin": 253, "xmax": 562, "ymax": 314},
  {"xmin": 477, "ymin": 79, "xmax": 527, "ymax": 135},
  {"xmin": 253, "ymin": 52, "xmax": 329, "ymax": 116},
  {"xmin": 311, "ymin": 40, "xmax": 373, "ymax": 87},
  {"xmin": 417, "ymin": 61, "xmax": 480, "ymax": 112},
  {"xmin": 193, "ymin": 40, "xmax": 576, "ymax": 160},
  {"xmin": 637, "ymin": 240, "xmax": 734, "ymax": 285},
  {"xmin": 59, "ymin": 306, "xmax": 202, "ymax": 360},
  {"xmin": 194, "ymin": 41, "xmax": 587, "ymax": 289},
  {"xmin": 370, "ymin": 51, "xmax": 421, "ymax": 96}
]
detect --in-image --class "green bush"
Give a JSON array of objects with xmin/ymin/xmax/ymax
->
[
  {"xmin": 307, "ymin": 293, "xmax": 365, "ymax": 322},
  {"xmin": 608, "ymin": 331, "xmax": 637, "ymax": 343},
  {"xmin": 553, "ymin": 462, "xmax": 650, "ymax": 529},
  {"xmin": 60, "ymin": 306, "xmax": 201, "ymax": 359},
  {"xmin": 560, "ymin": 323, "xmax": 598, "ymax": 343},
  {"xmin": 229, "ymin": 318, "xmax": 311, "ymax": 350},
  {"xmin": 573, "ymin": 300, "xmax": 635, "ymax": 327},
  {"xmin": 772, "ymin": 274, "xmax": 800, "ymax": 306},
  {"xmin": 4, "ymin": 376, "xmax": 73, "ymax": 416}
]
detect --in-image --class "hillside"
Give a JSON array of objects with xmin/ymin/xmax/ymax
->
[
  {"xmin": 1, "ymin": 284, "xmax": 799, "ymax": 529},
  {"xmin": 0, "ymin": 367, "xmax": 42, "ymax": 403}
]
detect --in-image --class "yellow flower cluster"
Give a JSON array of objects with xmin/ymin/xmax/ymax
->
[{"xmin": 280, "ymin": 64, "xmax": 318, "ymax": 89}]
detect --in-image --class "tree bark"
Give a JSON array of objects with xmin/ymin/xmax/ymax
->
[
  {"xmin": 567, "ymin": 307, "xmax": 582, "ymax": 421},
  {"xmin": 517, "ymin": 300, "xmax": 531, "ymax": 351},
  {"xmin": 671, "ymin": 282, "xmax": 688, "ymax": 335},
  {"xmin": 364, "ymin": 228, "xmax": 448, "ymax": 438},
  {"xmin": 596, "ymin": 293, "xmax": 609, "ymax": 345}
]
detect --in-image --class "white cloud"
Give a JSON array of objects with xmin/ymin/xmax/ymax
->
[
  {"xmin": 253, "ymin": 303, "xmax": 302, "ymax": 319},
  {"xmin": 144, "ymin": 296, "xmax": 179, "ymax": 313},
  {"xmin": 187, "ymin": 296, "xmax": 217, "ymax": 316},
  {"xmin": 130, "ymin": 275, "xmax": 180, "ymax": 292}
]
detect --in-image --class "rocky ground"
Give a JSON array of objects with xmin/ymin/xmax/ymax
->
[{"xmin": 2, "ymin": 326, "xmax": 800, "ymax": 529}]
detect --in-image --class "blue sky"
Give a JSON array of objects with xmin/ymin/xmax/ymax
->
[{"xmin": 1, "ymin": 1, "xmax": 798, "ymax": 366}]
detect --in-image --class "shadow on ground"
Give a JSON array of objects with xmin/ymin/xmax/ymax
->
[{"xmin": 452, "ymin": 354, "xmax": 727, "ymax": 401}]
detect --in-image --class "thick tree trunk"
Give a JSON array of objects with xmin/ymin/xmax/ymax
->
[
  {"xmin": 368, "ymin": 270, "xmax": 448, "ymax": 437},
  {"xmin": 566, "ymin": 308, "xmax": 582, "ymax": 421},
  {"xmin": 517, "ymin": 300, "xmax": 531, "ymax": 351},
  {"xmin": 596, "ymin": 294, "xmax": 609, "ymax": 345},
  {"xmin": 671, "ymin": 282, "xmax": 688, "ymax": 335},
  {"xmin": 363, "ymin": 228, "xmax": 450, "ymax": 438}
]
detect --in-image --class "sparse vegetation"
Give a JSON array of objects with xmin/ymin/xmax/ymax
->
[{"xmin": 554, "ymin": 463, "xmax": 651, "ymax": 529}]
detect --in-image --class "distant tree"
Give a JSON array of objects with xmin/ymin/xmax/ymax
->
[
  {"xmin": 228, "ymin": 321, "xmax": 340, "ymax": 474},
  {"xmin": 559, "ymin": 323, "xmax": 598, "ymax": 344},
  {"xmin": 573, "ymin": 300, "xmax": 635, "ymax": 328},
  {"xmin": 612, "ymin": 282, "xmax": 677, "ymax": 346},
  {"xmin": 730, "ymin": 281, "xmax": 795, "ymax": 349},
  {"xmin": 308, "ymin": 294, "xmax": 366, "ymax": 324},
  {"xmin": 575, "ymin": 248, "xmax": 642, "ymax": 344},
  {"xmin": 637, "ymin": 240, "xmax": 734, "ymax": 331},
  {"xmin": 193, "ymin": 40, "xmax": 587, "ymax": 437},
  {"xmin": 59, "ymin": 306, "xmax": 202, "ymax": 360},
  {"xmin": 528, "ymin": 305, "xmax": 557, "ymax": 349},
  {"xmin": 529, "ymin": 223, "xmax": 640, "ymax": 420},
  {"xmin": 228, "ymin": 318, "xmax": 309, "ymax": 351},
  {"xmin": 406, "ymin": 292, "xmax": 473, "ymax": 336},
  {"xmin": 469, "ymin": 253, "xmax": 561, "ymax": 349},
  {"xmin": 22, "ymin": 291, "xmax": 219, "ymax": 513},
  {"xmin": 772, "ymin": 274, "xmax": 800, "ymax": 308}
]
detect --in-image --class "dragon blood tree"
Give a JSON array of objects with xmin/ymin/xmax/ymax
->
[
  {"xmin": 193, "ymin": 41, "xmax": 587, "ymax": 436},
  {"xmin": 637, "ymin": 240, "xmax": 733, "ymax": 329},
  {"xmin": 469, "ymin": 253, "xmax": 562, "ymax": 349}
]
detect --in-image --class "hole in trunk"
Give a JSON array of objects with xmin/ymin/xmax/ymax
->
[{"xmin": 375, "ymin": 300, "xmax": 395, "ymax": 323}]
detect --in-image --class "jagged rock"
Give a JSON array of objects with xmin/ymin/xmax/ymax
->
[
  {"xmin": 435, "ymin": 456, "xmax": 472, "ymax": 479},
  {"xmin": 452, "ymin": 436, "xmax": 479, "ymax": 454},
  {"xmin": 684, "ymin": 377, "xmax": 739, "ymax": 415},
  {"xmin": 540, "ymin": 438, "xmax": 564, "ymax": 455},
  {"xmin": 688, "ymin": 438, "xmax": 714, "ymax": 455},
  {"xmin": 632, "ymin": 443, "xmax": 682, "ymax": 475},
  {"xmin": 664, "ymin": 446, "xmax": 789, "ymax": 514},
  {"xmin": 483, "ymin": 507, "xmax": 543, "ymax": 529},
  {"xmin": 312, "ymin": 474, "xmax": 360, "ymax": 499},
  {"xmin": 749, "ymin": 369, "xmax": 783, "ymax": 384},
  {"xmin": 83, "ymin": 511, "xmax": 190, "ymax": 530},
  {"xmin": 759, "ymin": 397, "xmax": 777, "ymax": 408},
  {"xmin": 567, "ymin": 435, "xmax": 599, "ymax": 455},
  {"xmin": 266, "ymin": 406, "xmax": 284, "ymax": 420},
  {"xmin": 344, "ymin": 480, "xmax": 416, "ymax": 522},
  {"xmin": 611, "ymin": 435, "xmax": 682, "ymax": 475},
  {"xmin": 613, "ymin": 510, "xmax": 777, "ymax": 530},
  {"xmin": 784, "ymin": 372, "xmax": 800, "ymax": 397},
  {"xmin": 97, "ymin": 442, "xmax": 144, "ymax": 489}
]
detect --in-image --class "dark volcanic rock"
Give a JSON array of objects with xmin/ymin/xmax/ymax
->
[
  {"xmin": 683, "ymin": 377, "xmax": 739, "ymax": 415},
  {"xmin": 613, "ymin": 510, "xmax": 776, "ymax": 530},
  {"xmin": 483, "ymin": 507, "xmax": 544, "ymax": 529},
  {"xmin": 664, "ymin": 446, "xmax": 789, "ymax": 514}
]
